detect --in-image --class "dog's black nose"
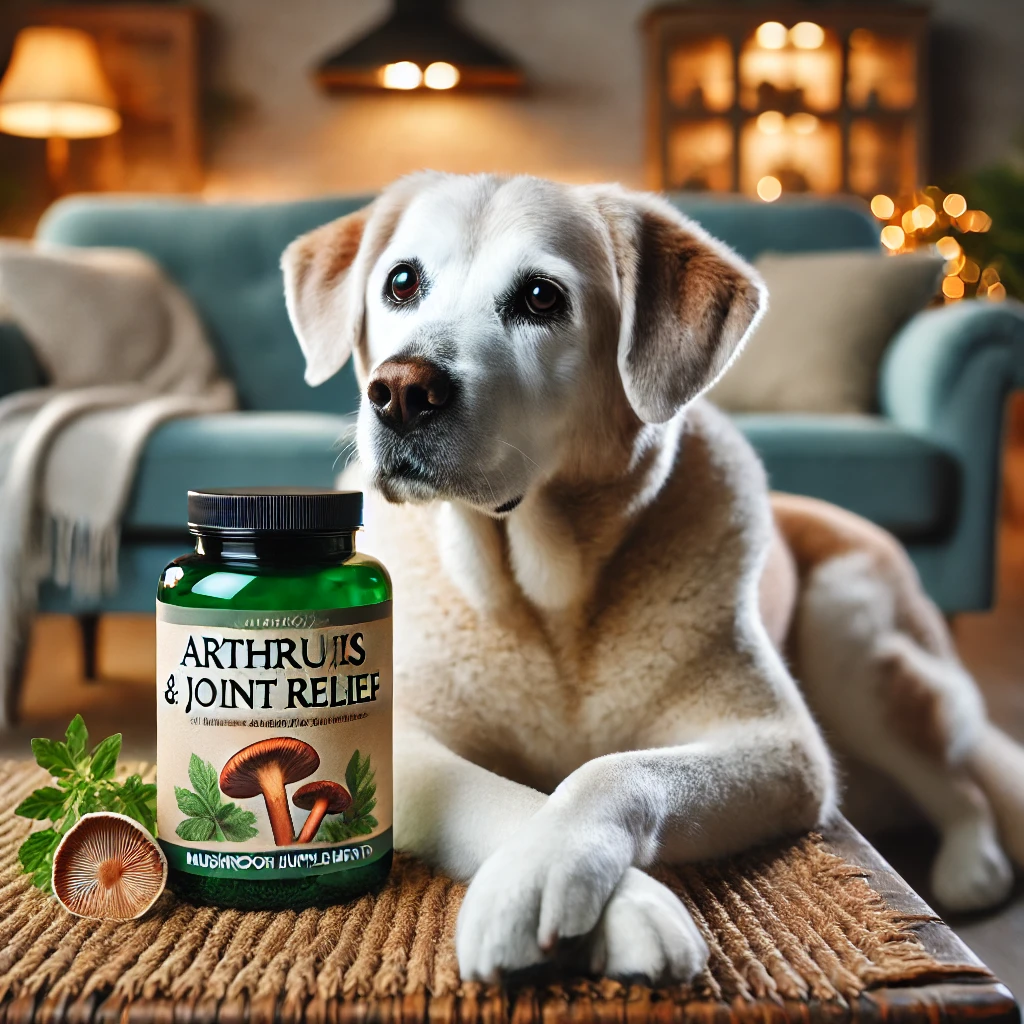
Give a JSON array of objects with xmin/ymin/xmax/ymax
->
[{"xmin": 367, "ymin": 358, "xmax": 453, "ymax": 429}]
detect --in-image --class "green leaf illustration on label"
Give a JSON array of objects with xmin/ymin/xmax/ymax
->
[
  {"xmin": 315, "ymin": 750, "xmax": 378, "ymax": 842},
  {"xmin": 174, "ymin": 754, "xmax": 258, "ymax": 843}
]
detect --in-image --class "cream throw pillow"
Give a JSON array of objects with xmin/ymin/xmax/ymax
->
[{"xmin": 708, "ymin": 249, "xmax": 943, "ymax": 413}]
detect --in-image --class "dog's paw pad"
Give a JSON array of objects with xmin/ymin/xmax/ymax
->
[
  {"xmin": 932, "ymin": 822, "xmax": 1014, "ymax": 912},
  {"xmin": 590, "ymin": 869, "xmax": 708, "ymax": 984}
]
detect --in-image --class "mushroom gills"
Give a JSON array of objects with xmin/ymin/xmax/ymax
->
[{"xmin": 52, "ymin": 812, "xmax": 167, "ymax": 921}]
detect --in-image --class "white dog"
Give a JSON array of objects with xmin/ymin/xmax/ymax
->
[{"xmin": 282, "ymin": 172, "xmax": 1024, "ymax": 985}]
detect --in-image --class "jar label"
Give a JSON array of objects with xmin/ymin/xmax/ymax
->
[{"xmin": 155, "ymin": 603, "xmax": 392, "ymax": 880}]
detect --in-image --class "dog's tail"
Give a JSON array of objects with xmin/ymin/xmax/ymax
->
[{"xmin": 966, "ymin": 722, "xmax": 1024, "ymax": 868}]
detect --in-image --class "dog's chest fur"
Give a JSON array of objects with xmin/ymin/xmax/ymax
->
[{"xmin": 351, "ymin": 403, "xmax": 777, "ymax": 793}]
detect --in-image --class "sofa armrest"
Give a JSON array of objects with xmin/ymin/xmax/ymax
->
[
  {"xmin": 878, "ymin": 298, "xmax": 1024, "ymax": 609},
  {"xmin": 880, "ymin": 299, "xmax": 1024, "ymax": 440},
  {"xmin": 0, "ymin": 321, "xmax": 45, "ymax": 399}
]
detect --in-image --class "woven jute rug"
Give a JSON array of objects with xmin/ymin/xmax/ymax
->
[{"xmin": 0, "ymin": 760, "xmax": 988, "ymax": 1024}]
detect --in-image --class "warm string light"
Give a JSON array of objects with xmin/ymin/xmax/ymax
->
[
  {"xmin": 870, "ymin": 195, "xmax": 895, "ymax": 219},
  {"xmin": 880, "ymin": 225, "xmax": 905, "ymax": 250},
  {"xmin": 869, "ymin": 188, "xmax": 1003, "ymax": 303},
  {"xmin": 757, "ymin": 175, "xmax": 782, "ymax": 202}
]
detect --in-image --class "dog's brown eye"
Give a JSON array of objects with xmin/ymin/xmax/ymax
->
[
  {"xmin": 523, "ymin": 278, "xmax": 563, "ymax": 315},
  {"xmin": 387, "ymin": 263, "xmax": 419, "ymax": 303}
]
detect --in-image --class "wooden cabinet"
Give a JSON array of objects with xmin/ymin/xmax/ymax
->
[{"xmin": 644, "ymin": 5, "xmax": 928, "ymax": 199}]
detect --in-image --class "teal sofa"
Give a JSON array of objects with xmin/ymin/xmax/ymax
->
[{"xmin": 5, "ymin": 195, "xmax": 1024, "ymax": 635}]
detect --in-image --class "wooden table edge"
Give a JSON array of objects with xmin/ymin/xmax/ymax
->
[{"xmin": 821, "ymin": 817, "xmax": 1019, "ymax": 1024}]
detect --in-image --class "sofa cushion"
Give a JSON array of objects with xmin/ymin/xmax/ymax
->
[
  {"xmin": 711, "ymin": 251, "xmax": 944, "ymax": 414},
  {"xmin": 123, "ymin": 412, "xmax": 354, "ymax": 532},
  {"xmin": 734, "ymin": 413, "xmax": 959, "ymax": 539}
]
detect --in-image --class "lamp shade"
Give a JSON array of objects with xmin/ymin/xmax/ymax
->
[
  {"xmin": 316, "ymin": 0, "xmax": 523, "ymax": 91},
  {"xmin": 0, "ymin": 26, "xmax": 120, "ymax": 139}
]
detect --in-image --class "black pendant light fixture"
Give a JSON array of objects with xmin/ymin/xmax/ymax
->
[{"xmin": 315, "ymin": 0, "xmax": 524, "ymax": 93}]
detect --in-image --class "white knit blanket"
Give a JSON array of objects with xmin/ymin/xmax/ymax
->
[{"xmin": 0, "ymin": 241, "xmax": 236, "ymax": 725}]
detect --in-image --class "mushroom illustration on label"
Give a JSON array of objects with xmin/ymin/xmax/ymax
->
[
  {"xmin": 52, "ymin": 812, "xmax": 167, "ymax": 920},
  {"xmin": 219, "ymin": 738, "xmax": 319, "ymax": 845},
  {"xmin": 293, "ymin": 781, "xmax": 352, "ymax": 843}
]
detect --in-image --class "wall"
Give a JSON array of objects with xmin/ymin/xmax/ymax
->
[
  {"xmin": 199, "ymin": 0, "xmax": 1024, "ymax": 200},
  {"xmin": 4, "ymin": 0, "xmax": 1022, "ymax": 207},
  {"xmin": 200, "ymin": 0, "xmax": 652, "ymax": 199},
  {"xmin": 927, "ymin": 0, "xmax": 1024, "ymax": 178}
]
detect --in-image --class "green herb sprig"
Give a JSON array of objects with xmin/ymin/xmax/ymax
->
[
  {"xmin": 315, "ymin": 749, "xmax": 378, "ymax": 842},
  {"xmin": 174, "ymin": 754, "xmax": 258, "ymax": 842},
  {"xmin": 15, "ymin": 715, "xmax": 157, "ymax": 892}
]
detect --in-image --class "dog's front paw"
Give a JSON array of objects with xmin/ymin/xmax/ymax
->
[
  {"xmin": 456, "ymin": 812, "xmax": 633, "ymax": 982},
  {"xmin": 589, "ymin": 868, "xmax": 708, "ymax": 984}
]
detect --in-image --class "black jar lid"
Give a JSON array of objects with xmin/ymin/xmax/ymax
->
[{"xmin": 187, "ymin": 488, "xmax": 362, "ymax": 534}]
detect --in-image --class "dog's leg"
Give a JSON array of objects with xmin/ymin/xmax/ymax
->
[
  {"xmin": 965, "ymin": 722, "xmax": 1024, "ymax": 869},
  {"xmin": 393, "ymin": 716, "xmax": 547, "ymax": 881},
  {"xmin": 796, "ymin": 552, "xmax": 1014, "ymax": 911},
  {"xmin": 456, "ymin": 716, "xmax": 831, "ymax": 983},
  {"xmin": 397, "ymin": 714, "xmax": 713, "ymax": 982},
  {"xmin": 396, "ymin": 719, "xmax": 703, "ymax": 982},
  {"xmin": 867, "ymin": 741, "xmax": 1012, "ymax": 911}
]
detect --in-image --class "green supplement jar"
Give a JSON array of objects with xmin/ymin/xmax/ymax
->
[{"xmin": 156, "ymin": 488, "xmax": 392, "ymax": 910}]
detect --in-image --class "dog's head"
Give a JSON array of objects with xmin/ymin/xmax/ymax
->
[{"xmin": 282, "ymin": 172, "xmax": 765, "ymax": 514}]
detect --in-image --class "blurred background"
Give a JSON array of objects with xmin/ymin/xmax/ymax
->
[
  {"xmin": 1, "ymin": 0, "xmax": 1023, "ymax": 988},
  {"xmin": 1, "ymin": 0, "xmax": 1022, "ymax": 220}
]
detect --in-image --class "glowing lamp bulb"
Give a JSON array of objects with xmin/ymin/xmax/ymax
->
[
  {"xmin": 755, "ymin": 22, "xmax": 788, "ymax": 49},
  {"xmin": 790, "ymin": 22, "xmax": 825, "ymax": 49},
  {"xmin": 424, "ymin": 62, "xmax": 460, "ymax": 89},
  {"xmin": 756, "ymin": 176, "xmax": 782, "ymax": 202},
  {"xmin": 789, "ymin": 112, "xmax": 818, "ymax": 135},
  {"xmin": 756, "ymin": 111, "xmax": 785, "ymax": 135},
  {"xmin": 381, "ymin": 62, "xmax": 422, "ymax": 90}
]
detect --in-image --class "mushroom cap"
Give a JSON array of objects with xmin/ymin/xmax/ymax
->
[
  {"xmin": 52, "ymin": 812, "xmax": 167, "ymax": 921},
  {"xmin": 220, "ymin": 737, "xmax": 320, "ymax": 798},
  {"xmin": 292, "ymin": 780, "xmax": 352, "ymax": 814}
]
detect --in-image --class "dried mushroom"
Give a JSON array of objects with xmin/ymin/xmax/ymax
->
[{"xmin": 52, "ymin": 812, "xmax": 166, "ymax": 920}]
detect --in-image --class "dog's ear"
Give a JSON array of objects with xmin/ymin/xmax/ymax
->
[
  {"xmin": 282, "ymin": 175, "xmax": 434, "ymax": 386},
  {"xmin": 592, "ymin": 188, "xmax": 767, "ymax": 424},
  {"xmin": 282, "ymin": 205, "xmax": 373, "ymax": 386}
]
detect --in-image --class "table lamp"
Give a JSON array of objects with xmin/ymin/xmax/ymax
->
[{"xmin": 0, "ymin": 26, "xmax": 121, "ymax": 189}]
